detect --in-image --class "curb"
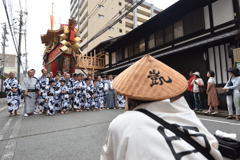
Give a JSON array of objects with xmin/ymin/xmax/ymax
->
[{"xmin": 195, "ymin": 111, "xmax": 229, "ymax": 118}]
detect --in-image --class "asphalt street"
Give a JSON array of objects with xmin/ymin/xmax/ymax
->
[{"xmin": 0, "ymin": 104, "xmax": 239, "ymax": 160}]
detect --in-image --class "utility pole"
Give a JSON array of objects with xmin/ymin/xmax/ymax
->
[
  {"xmin": 1, "ymin": 23, "xmax": 8, "ymax": 76},
  {"xmin": 17, "ymin": 10, "xmax": 23, "ymax": 82}
]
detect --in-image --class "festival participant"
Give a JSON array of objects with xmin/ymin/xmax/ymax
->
[
  {"xmin": 116, "ymin": 94, "xmax": 126, "ymax": 109},
  {"xmin": 73, "ymin": 74, "xmax": 83, "ymax": 112},
  {"xmin": 56, "ymin": 71, "xmax": 62, "ymax": 77},
  {"xmin": 105, "ymin": 75, "xmax": 115, "ymax": 109},
  {"xmin": 97, "ymin": 76, "xmax": 105, "ymax": 110},
  {"xmin": 60, "ymin": 78, "xmax": 70, "ymax": 114},
  {"xmin": 36, "ymin": 69, "xmax": 49, "ymax": 114},
  {"xmin": 31, "ymin": 69, "xmax": 39, "ymax": 111},
  {"xmin": 102, "ymin": 75, "xmax": 108, "ymax": 108},
  {"xmin": 53, "ymin": 74, "xmax": 61, "ymax": 112},
  {"xmin": 70, "ymin": 73, "xmax": 77, "ymax": 110},
  {"xmin": 47, "ymin": 72, "xmax": 51, "ymax": 78},
  {"xmin": 49, "ymin": 72, "xmax": 53, "ymax": 79},
  {"xmin": 65, "ymin": 74, "xmax": 73, "ymax": 109},
  {"xmin": 100, "ymin": 55, "xmax": 222, "ymax": 160},
  {"xmin": 4, "ymin": 72, "xmax": 21, "ymax": 116},
  {"xmin": 45, "ymin": 79, "xmax": 56, "ymax": 116},
  {"xmin": 91, "ymin": 80, "xmax": 99, "ymax": 111},
  {"xmin": 88, "ymin": 74, "xmax": 93, "ymax": 86},
  {"xmin": 83, "ymin": 78, "xmax": 92, "ymax": 111},
  {"xmin": 21, "ymin": 70, "xmax": 38, "ymax": 117}
]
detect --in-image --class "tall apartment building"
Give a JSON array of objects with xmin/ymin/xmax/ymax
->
[
  {"xmin": 70, "ymin": 0, "xmax": 161, "ymax": 54},
  {"xmin": 0, "ymin": 53, "xmax": 17, "ymax": 75}
]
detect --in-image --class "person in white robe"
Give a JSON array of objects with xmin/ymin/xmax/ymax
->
[
  {"xmin": 21, "ymin": 70, "xmax": 38, "ymax": 117},
  {"xmin": 101, "ymin": 55, "xmax": 222, "ymax": 160}
]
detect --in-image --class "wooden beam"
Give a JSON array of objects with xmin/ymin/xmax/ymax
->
[{"xmin": 80, "ymin": 69, "xmax": 88, "ymax": 76}]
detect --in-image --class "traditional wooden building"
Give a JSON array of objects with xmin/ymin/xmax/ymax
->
[{"xmin": 99, "ymin": 0, "xmax": 240, "ymax": 109}]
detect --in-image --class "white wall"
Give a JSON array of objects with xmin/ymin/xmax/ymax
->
[
  {"xmin": 208, "ymin": 43, "xmax": 233, "ymax": 84},
  {"xmin": 212, "ymin": 0, "xmax": 234, "ymax": 27},
  {"xmin": 204, "ymin": 6, "xmax": 210, "ymax": 29}
]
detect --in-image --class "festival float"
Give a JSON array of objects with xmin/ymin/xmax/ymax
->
[{"xmin": 41, "ymin": 18, "xmax": 81, "ymax": 75}]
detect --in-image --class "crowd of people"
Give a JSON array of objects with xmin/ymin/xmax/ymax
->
[
  {"xmin": 4, "ymin": 69, "xmax": 126, "ymax": 117},
  {"xmin": 187, "ymin": 68, "xmax": 240, "ymax": 121}
]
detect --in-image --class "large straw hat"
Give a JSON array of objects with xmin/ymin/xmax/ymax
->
[{"xmin": 112, "ymin": 55, "xmax": 188, "ymax": 101}]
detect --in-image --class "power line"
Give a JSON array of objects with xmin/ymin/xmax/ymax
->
[
  {"xmin": 80, "ymin": 0, "xmax": 144, "ymax": 50},
  {"xmin": 2, "ymin": 0, "xmax": 18, "ymax": 53}
]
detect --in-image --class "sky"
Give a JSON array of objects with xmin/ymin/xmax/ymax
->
[{"xmin": 0, "ymin": 0, "xmax": 178, "ymax": 77}]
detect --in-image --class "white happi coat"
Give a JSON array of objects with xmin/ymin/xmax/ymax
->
[{"xmin": 101, "ymin": 97, "xmax": 222, "ymax": 160}]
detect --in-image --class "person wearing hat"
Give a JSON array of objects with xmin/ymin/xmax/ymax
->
[
  {"xmin": 100, "ymin": 55, "xmax": 222, "ymax": 160},
  {"xmin": 45, "ymin": 79, "xmax": 56, "ymax": 116},
  {"xmin": 59, "ymin": 78, "xmax": 70, "ymax": 114},
  {"xmin": 222, "ymin": 67, "xmax": 240, "ymax": 120},
  {"xmin": 191, "ymin": 71, "xmax": 205, "ymax": 112}
]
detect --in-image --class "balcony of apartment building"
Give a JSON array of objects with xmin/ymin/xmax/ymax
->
[
  {"xmin": 125, "ymin": 11, "xmax": 133, "ymax": 20},
  {"xmin": 79, "ymin": 0, "xmax": 85, "ymax": 9},
  {"xmin": 125, "ymin": 24, "xmax": 133, "ymax": 33},
  {"xmin": 71, "ymin": 0, "xmax": 78, "ymax": 15},
  {"xmin": 78, "ymin": 1, "xmax": 88, "ymax": 24},
  {"xmin": 137, "ymin": 5, "xmax": 151, "ymax": 17},
  {"xmin": 79, "ymin": 0, "xmax": 87, "ymax": 15},
  {"xmin": 80, "ymin": 26, "xmax": 88, "ymax": 39},
  {"xmin": 79, "ymin": 17, "xmax": 88, "ymax": 32},
  {"xmin": 80, "ymin": 37, "xmax": 88, "ymax": 49},
  {"xmin": 137, "ymin": 21, "xmax": 143, "ymax": 27},
  {"xmin": 125, "ymin": 17, "xmax": 134, "ymax": 28},
  {"xmin": 137, "ymin": 12, "xmax": 150, "ymax": 23}
]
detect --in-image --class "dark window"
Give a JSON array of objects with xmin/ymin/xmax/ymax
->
[
  {"xmin": 119, "ymin": 20, "xmax": 122, "ymax": 24},
  {"xmin": 134, "ymin": 41, "xmax": 139, "ymax": 55},
  {"xmin": 148, "ymin": 34, "xmax": 155, "ymax": 49},
  {"xmin": 119, "ymin": 2, "xmax": 122, "ymax": 6},
  {"xmin": 124, "ymin": 47, "xmax": 128, "ymax": 59},
  {"xmin": 139, "ymin": 38, "xmax": 145, "ymax": 53},
  {"xmin": 112, "ymin": 52, "xmax": 116, "ymax": 64},
  {"xmin": 164, "ymin": 25, "xmax": 173, "ymax": 43},
  {"xmin": 183, "ymin": 8, "xmax": 204, "ymax": 35},
  {"xmin": 119, "ymin": 29, "xmax": 122, "ymax": 33},
  {"xmin": 156, "ymin": 30, "xmax": 164, "ymax": 46},
  {"xmin": 128, "ymin": 44, "xmax": 134, "ymax": 57},
  {"xmin": 174, "ymin": 20, "xmax": 184, "ymax": 39},
  {"xmin": 116, "ymin": 48, "xmax": 122, "ymax": 62}
]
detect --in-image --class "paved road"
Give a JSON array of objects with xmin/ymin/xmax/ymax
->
[{"xmin": 0, "ymin": 104, "xmax": 239, "ymax": 160}]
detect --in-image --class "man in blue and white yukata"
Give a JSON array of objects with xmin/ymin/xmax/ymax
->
[
  {"xmin": 53, "ymin": 74, "xmax": 61, "ymax": 112},
  {"xmin": 70, "ymin": 73, "xmax": 77, "ymax": 110},
  {"xmin": 4, "ymin": 72, "xmax": 21, "ymax": 116},
  {"xmin": 65, "ymin": 74, "xmax": 73, "ymax": 110},
  {"xmin": 36, "ymin": 69, "xmax": 49, "ymax": 114},
  {"xmin": 102, "ymin": 75, "xmax": 108, "ymax": 108},
  {"xmin": 45, "ymin": 79, "xmax": 56, "ymax": 116},
  {"xmin": 73, "ymin": 74, "xmax": 83, "ymax": 112},
  {"xmin": 83, "ymin": 78, "xmax": 92, "ymax": 111},
  {"xmin": 91, "ymin": 80, "xmax": 100, "ymax": 111},
  {"xmin": 60, "ymin": 77, "xmax": 70, "ymax": 114},
  {"xmin": 97, "ymin": 76, "xmax": 105, "ymax": 110}
]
